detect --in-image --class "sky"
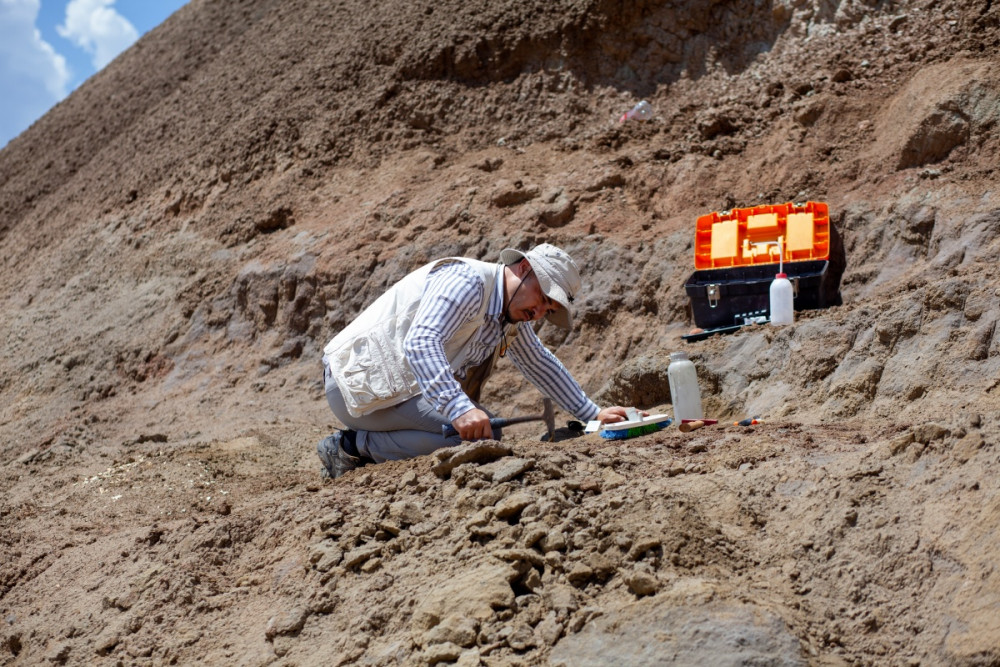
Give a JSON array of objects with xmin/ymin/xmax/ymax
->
[{"xmin": 0, "ymin": 0, "xmax": 188, "ymax": 150}]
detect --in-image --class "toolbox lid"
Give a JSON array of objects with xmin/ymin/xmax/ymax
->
[{"xmin": 694, "ymin": 201, "xmax": 831, "ymax": 270}]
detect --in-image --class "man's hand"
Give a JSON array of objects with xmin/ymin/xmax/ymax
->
[
  {"xmin": 597, "ymin": 406, "xmax": 646, "ymax": 424},
  {"xmin": 452, "ymin": 408, "xmax": 495, "ymax": 441}
]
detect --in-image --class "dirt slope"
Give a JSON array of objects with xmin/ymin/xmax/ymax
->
[{"xmin": 2, "ymin": 0, "xmax": 999, "ymax": 664}]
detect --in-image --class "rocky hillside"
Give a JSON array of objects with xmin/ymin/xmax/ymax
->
[{"xmin": 1, "ymin": 0, "xmax": 999, "ymax": 664}]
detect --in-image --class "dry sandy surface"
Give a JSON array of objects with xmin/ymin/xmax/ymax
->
[{"xmin": 2, "ymin": 0, "xmax": 999, "ymax": 664}]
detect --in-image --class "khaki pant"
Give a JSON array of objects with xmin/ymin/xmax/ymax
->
[{"xmin": 324, "ymin": 368, "xmax": 499, "ymax": 463}]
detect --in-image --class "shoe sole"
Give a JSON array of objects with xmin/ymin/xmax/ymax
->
[
  {"xmin": 317, "ymin": 435, "xmax": 338, "ymax": 478},
  {"xmin": 317, "ymin": 433, "xmax": 366, "ymax": 479}
]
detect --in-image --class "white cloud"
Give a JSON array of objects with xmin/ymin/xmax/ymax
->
[
  {"xmin": 0, "ymin": 0, "xmax": 72, "ymax": 147},
  {"xmin": 57, "ymin": 0, "xmax": 138, "ymax": 70}
]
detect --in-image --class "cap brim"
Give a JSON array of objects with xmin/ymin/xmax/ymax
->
[
  {"xmin": 499, "ymin": 248, "xmax": 527, "ymax": 265},
  {"xmin": 535, "ymin": 274, "xmax": 573, "ymax": 329}
]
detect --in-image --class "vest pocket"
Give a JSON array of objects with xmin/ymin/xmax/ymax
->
[{"xmin": 337, "ymin": 326, "xmax": 411, "ymax": 406}]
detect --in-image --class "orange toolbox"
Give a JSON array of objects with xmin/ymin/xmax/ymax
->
[{"xmin": 684, "ymin": 202, "xmax": 841, "ymax": 332}]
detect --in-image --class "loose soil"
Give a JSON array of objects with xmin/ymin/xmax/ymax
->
[{"xmin": 2, "ymin": 0, "xmax": 999, "ymax": 665}]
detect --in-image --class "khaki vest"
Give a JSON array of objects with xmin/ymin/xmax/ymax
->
[{"xmin": 323, "ymin": 258, "xmax": 503, "ymax": 417}]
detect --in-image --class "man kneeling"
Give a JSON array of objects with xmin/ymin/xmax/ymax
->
[{"xmin": 318, "ymin": 243, "xmax": 634, "ymax": 478}]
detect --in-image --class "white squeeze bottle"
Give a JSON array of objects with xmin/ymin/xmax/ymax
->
[
  {"xmin": 667, "ymin": 351, "xmax": 703, "ymax": 421},
  {"xmin": 770, "ymin": 236, "xmax": 794, "ymax": 326}
]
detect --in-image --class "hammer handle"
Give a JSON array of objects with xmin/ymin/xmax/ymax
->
[{"xmin": 442, "ymin": 414, "xmax": 543, "ymax": 438}]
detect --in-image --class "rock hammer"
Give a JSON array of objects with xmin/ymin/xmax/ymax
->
[{"xmin": 442, "ymin": 398, "xmax": 556, "ymax": 442}]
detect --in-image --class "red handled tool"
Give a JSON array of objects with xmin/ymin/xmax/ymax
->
[{"xmin": 679, "ymin": 419, "xmax": 717, "ymax": 433}]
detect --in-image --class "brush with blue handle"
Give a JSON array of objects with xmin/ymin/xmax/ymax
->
[{"xmin": 599, "ymin": 408, "xmax": 672, "ymax": 440}]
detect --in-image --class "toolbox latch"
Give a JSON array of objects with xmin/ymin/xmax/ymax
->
[
  {"xmin": 791, "ymin": 277, "xmax": 799, "ymax": 298},
  {"xmin": 707, "ymin": 284, "xmax": 720, "ymax": 308}
]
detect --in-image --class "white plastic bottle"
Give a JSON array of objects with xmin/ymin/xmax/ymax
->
[
  {"xmin": 667, "ymin": 351, "xmax": 703, "ymax": 421},
  {"xmin": 769, "ymin": 272, "xmax": 794, "ymax": 326}
]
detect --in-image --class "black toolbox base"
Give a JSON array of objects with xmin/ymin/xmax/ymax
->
[{"xmin": 684, "ymin": 260, "xmax": 837, "ymax": 331}]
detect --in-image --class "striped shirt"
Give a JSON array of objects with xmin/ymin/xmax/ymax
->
[{"xmin": 403, "ymin": 261, "xmax": 601, "ymax": 423}]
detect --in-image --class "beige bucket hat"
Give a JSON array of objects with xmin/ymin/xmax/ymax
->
[{"xmin": 499, "ymin": 243, "xmax": 581, "ymax": 329}]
